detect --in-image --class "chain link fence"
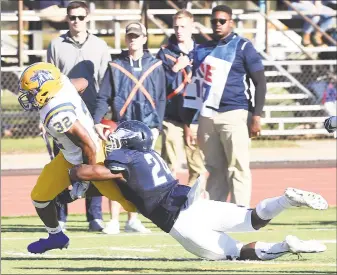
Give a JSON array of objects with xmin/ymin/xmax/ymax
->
[
  {"xmin": 1, "ymin": 61, "xmax": 336, "ymax": 139},
  {"xmin": 1, "ymin": 69, "xmax": 40, "ymax": 138}
]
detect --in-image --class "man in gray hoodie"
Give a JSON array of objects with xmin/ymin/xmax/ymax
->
[{"xmin": 47, "ymin": 0, "xmax": 111, "ymax": 232}]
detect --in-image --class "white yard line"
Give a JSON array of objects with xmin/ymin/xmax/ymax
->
[
  {"xmin": 3, "ymin": 252, "xmax": 159, "ymax": 259},
  {"xmin": 2, "ymin": 251, "xmax": 336, "ymax": 267},
  {"xmin": 2, "ymin": 228, "xmax": 336, "ymax": 241},
  {"xmin": 1, "ymin": 232, "xmax": 167, "ymax": 240},
  {"xmin": 70, "ymin": 246, "xmax": 159, "ymax": 252},
  {"xmin": 229, "ymin": 260, "xmax": 336, "ymax": 267}
]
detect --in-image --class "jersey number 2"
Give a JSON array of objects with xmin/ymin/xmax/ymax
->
[{"xmin": 144, "ymin": 153, "xmax": 171, "ymax": 186}]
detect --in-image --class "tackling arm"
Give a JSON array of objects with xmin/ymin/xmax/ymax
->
[{"xmin": 69, "ymin": 164, "xmax": 124, "ymax": 182}]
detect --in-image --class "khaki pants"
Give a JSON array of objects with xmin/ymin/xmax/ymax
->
[
  {"xmin": 162, "ymin": 120, "xmax": 206, "ymax": 186},
  {"xmin": 197, "ymin": 110, "xmax": 252, "ymax": 207},
  {"xmin": 150, "ymin": 128, "xmax": 160, "ymax": 149}
]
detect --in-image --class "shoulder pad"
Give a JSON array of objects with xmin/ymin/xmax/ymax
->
[
  {"xmin": 105, "ymin": 149, "xmax": 131, "ymax": 165},
  {"xmin": 44, "ymin": 103, "xmax": 77, "ymax": 132}
]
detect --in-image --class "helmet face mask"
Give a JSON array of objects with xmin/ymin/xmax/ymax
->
[
  {"xmin": 18, "ymin": 89, "xmax": 40, "ymax": 111},
  {"xmin": 106, "ymin": 128, "xmax": 143, "ymax": 152},
  {"xmin": 105, "ymin": 120, "xmax": 153, "ymax": 153}
]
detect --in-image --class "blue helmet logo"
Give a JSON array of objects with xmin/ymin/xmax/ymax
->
[{"xmin": 30, "ymin": 70, "xmax": 54, "ymax": 89}]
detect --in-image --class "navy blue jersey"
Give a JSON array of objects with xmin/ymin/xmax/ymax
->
[
  {"xmin": 104, "ymin": 148, "xmax": 191, "ymax": 232},
  {"xmin": 194, "ymin": 33, "xmax": 264, "ymax": 114}
]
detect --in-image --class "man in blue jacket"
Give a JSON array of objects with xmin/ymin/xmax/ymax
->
[
  {"xmin": 93, "ymin": 22, "xmax": 166, "ymax": 234},
  {"xmin": 157, "ymin": 10, "xmax": 207, "ymax": 187}
]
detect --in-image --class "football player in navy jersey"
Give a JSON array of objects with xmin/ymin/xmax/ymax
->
[{"xmin": 68, "ymin": 120, "xmax": 329, "ymax": 261}]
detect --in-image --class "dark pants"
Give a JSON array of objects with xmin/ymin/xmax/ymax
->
[{"xmin": 53, "ymin": 141, "xmax": 103, "ymax": 222}]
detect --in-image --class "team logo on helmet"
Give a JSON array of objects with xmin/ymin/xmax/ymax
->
[{"xmin": 30, "ymin": 70, "xmax": 55, "ymax": 89}]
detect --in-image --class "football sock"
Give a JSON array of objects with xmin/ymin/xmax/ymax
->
[
  {"xmin": 256, "ymin": 195, "xmax": 292, "ymax": 220},
  {"xmin": 46, "ymin": 225, "xmax": 62, "ymax": 234},
  {"xmin": 254, "ymin": 241, "xmax": 289, "ymax": 260}
]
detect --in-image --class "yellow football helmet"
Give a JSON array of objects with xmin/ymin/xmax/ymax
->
[{"xmin": 18, "ymin": 62, "xmax": 63, "ymax": 110}]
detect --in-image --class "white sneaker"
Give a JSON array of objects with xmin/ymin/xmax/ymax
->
[
  {"xmin": 285, "ymin": 235, "xmax": 327, "ymax": 254},
  {"xmin": 285, "ymin": 188, "xmax": 328, "ymax": 210},
  {"xmin": 102, "ymin": 220, "xmax": 120, "ymax": 234},
  {"xmin": 125, "ymin": 219, "xmax": 151, "ymax": 233}
]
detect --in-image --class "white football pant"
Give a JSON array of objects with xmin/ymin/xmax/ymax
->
[{"xmin": 169, "ymin": 179, "xmax": 255, "ymax": 260}]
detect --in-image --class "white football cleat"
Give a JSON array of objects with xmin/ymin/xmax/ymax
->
[
  {"xmin": 285, "ymin": 235, "xmax": 327, "ymax": 254},
  {"xmin": 285, "ymin": 188, "xmax": 328, "ymax": 210}
]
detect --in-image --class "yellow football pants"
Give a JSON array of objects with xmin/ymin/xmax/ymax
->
[{"xmin": 31, "ymin": 141, "xmax": 136, "ymax": 212}]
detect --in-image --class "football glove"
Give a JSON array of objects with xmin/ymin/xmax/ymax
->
[{"xmin": 69, "ymin": 181, "xmax": 90, "ymax": 200}]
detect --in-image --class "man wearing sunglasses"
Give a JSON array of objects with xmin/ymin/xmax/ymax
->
[
  {"xmin": 194, "ymin": 5, "xmax": 267, "ymax": 207},
  {"xmin": 47, "ymin": 0, "xmax": 111, "ymax": 233}
]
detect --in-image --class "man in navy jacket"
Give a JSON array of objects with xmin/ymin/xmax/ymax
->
[
  {"xmin": 157, "ymin": 10, "xmax": 207, "ymax": 187},
  {"xmin": 93, "ymin": 22, "xmax": 166, "ymax": 234},
  {"xmin": 194, "ymin": 5, "xmax": 267, "ymax": 207}
]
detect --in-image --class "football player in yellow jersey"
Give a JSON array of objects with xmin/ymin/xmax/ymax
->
[{"xmin": 18, "ymin": 62, "xmax": 135, "ymax": 254}]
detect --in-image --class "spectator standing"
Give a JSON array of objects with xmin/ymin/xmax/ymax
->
[
  {"xmin": 290, "ymin": 0, "xmax": 335, "ymax": 46},
  {"xmin": 194, "ymin": 5, "xmax": 267, "ymax": 207},
  {"xmin": 157, "ymin": 10, "xmax": 207, "ymax": 186},
  {"xmin": 47, "ymin": 0, "xmax": 111, "ymax": 232},
  {"xmin": 93, "ymin": 22, "xmax": 166, "ymax": 234},
  {"xmin": 24, "ymin": 0, "xmax": 70, "ymax": 22}
]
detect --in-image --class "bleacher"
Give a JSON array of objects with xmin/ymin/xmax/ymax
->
[{"xmin": 1, "ymin": 0, "xmax": 336, "ymax": 138}]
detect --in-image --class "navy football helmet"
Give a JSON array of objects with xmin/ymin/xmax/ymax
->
[{"xmin": 106, "ymin": 120, "xmax": 154, "ymax": 152}]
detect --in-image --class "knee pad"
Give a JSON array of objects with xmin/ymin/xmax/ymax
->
[{"xmin": 32, "ymin": 200, "xmax": 51, "ymax": 209}]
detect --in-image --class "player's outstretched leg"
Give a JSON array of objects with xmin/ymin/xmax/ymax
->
[
  {"xmin": 251, "ymin": 187, "xmax": 328, "ymax": 230},
  {"xmin": 239, "ymin": 187, "xmax": 328, "ymax": 260},
  {"xmin": 240, "ymin": 235, "xmax": 327, "ymax": 260},
  {"xmin": 169, "ymin": 187, "xmax": 328, "ymax": 261},
  {"xmin": 27, "ymin": 200, "xmax": 69, "ymax": 254}
]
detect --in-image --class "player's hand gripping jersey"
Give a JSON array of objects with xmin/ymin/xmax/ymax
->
[{"xmin": 40, "ymin": 75, "xmax": 100, "ymax": 164}]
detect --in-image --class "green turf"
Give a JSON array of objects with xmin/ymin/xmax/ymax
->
[
  {"xmin": 1, "ymin": 208, "xmax": 336, "ymax": 274},
  {"xmin": 1, "ymin": 137, "xmax": 53, "ymax": 154}
]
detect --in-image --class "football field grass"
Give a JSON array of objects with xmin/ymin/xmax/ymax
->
[{"xmin": 1, "ymin": 208, "xmax": 336, "ymax": 274}]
